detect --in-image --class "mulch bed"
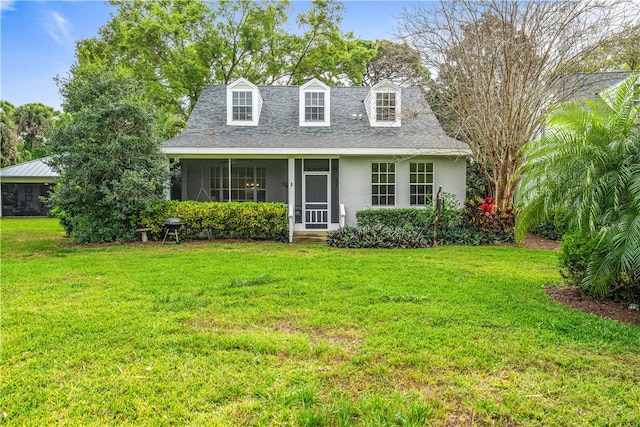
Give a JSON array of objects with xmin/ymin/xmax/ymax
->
[
  {"xmin": 517, "ymin": 234, "xmax": 639, "ymax": 327},
  {"xmin": 545, "ymin": 285, "xmax": 640, "ymax": 327}
]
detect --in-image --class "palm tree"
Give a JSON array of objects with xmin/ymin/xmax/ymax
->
[
  {"xmin": 13, "ymin": 103, "xmax": 57, "ymax": 155},
  {"xmin": 516, "ymin": 73, "xmax": 640, "ymax": 297}
]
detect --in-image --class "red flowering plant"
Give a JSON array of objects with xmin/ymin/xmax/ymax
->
[
  {"xmin": 478, "ymin": 196, "xmax": 496, "ymax": 217},
  {"xmin": 463, "ymin": 196, "xmax": 515, "ymax": 243}
]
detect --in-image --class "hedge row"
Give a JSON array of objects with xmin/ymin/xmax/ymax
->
[
  {"xmin": 330, "ymin": 197, "xmax": 515, "ymax": 248},
  {"xmin": 138, "ymin": 201, "xmax": 288, "ymax": 242}
]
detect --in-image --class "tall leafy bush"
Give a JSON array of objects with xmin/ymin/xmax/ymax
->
[{"xmin": 48, "ymin": 67, "xmax": 169, "ymax": 243}]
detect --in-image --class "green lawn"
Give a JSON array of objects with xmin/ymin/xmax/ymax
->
[{"xmin": 1, "ymin": 218, "xmax": 639, "ymax": 426}]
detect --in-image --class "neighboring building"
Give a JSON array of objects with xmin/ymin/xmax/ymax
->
[
  {"xmin": 554, "ymin": 71, "xmax": 633, "ymax": 102},
  {"xmin": 0, "ymin": 157, "xmax": 57, "ymax": 217},
  {"xmin": 164, "ymin": 78, "xmax": 471, "ymax": 239}
]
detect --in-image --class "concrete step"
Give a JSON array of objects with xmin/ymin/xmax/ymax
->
[{"xmin": 293, "ymin": 231, "xmax": 328, "ymax": 244}]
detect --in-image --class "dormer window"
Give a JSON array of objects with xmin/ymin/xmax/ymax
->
[
  {"xmin": 305, "ymin": 92, "xmax": 325, "ymax": 121},
  {"xmin": 227, "ymin": 78, "xmax": 262, "ymax": 126},
  {"xmin": 365, "ymin": 80, "xmax": 401, "ymax": 127},
  {"xmin": 299, "ymin": 78, "xmax": 330, "ymax": 127},
  {"xmin": 232, "ymin": 91, "xmax": 253, "ymax": 121},
  {"xmin": 376, "ymin": 92, "xmax": 396, "ymax": 121}
]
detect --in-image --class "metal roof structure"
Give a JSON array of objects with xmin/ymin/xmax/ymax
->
[{"xmin": 0, "ymin": 157, "xmax": 58, "ymax": 183}]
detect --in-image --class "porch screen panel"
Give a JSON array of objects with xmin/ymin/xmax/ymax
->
[
  {"xmin": 331, "ymin": 159, "xmax": 339, "ymax": 223},
  {"xmin": 212, "ymin": 165, "xmax": 266, "ymax": 202},
  {"xmin": 231, "ymin": 166, "xmax": 266, "ymax": 202},
  {"xmin": 211, "ymin": 165, "xmax": 229, "ymax": 201},
  {"xmin": 295, "ymin": 160, "xmax": 302, "ymax": 223}
]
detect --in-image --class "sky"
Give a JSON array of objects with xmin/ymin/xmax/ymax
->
[{"xmin": 1, "ymin": 0, "xmax": 421, "ymax": 111}]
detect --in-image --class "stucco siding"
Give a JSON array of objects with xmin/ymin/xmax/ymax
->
[{"xmin": 339, "ymin": 155, "xmax": 467, "ymax": 226}]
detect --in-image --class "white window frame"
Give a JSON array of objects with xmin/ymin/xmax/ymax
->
[
  {"xmin": 371, "ymin": 162, "xmax": 396, "ymax": 206},
  {"xmin": 409, "ymin": 162, "xmax": 435, "ymax": 206},
  {"xmin": 299, "ymin": 78, "xmax": 330, "ymax": 127},
  {"xmin": 365, "ymin": 79, "xmax": 401, "ymax": 128},
  {"xmin": 227, "ymin": 78, "xmax": 262, "ymax": 126}
]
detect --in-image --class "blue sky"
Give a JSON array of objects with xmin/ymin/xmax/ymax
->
[{"xmin": 1, "ymin": 1, "xmax": 421, "ymax": 111}]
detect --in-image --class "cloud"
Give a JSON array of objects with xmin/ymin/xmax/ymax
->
[
  {"xmin": 0, "ymin": 1, "xmax": 16, "ymax": 11},
  {"xmin": 45, "ymin": 10, "xmax": 72, "ymax": 45}
]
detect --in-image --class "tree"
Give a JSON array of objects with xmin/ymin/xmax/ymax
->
[
  {"xmin": 13, "ymin": 103, "xmax": 58, "ymax": 158},
  {"xmin": 399, "ymin": 0, "xmax": 639, "ymax": 210},
  {"xmin": 0, "ymin": 101, "xmax": 22, "ymax": 167},
  {"xmin": 516, "ymin": 74, "xmax": 640, "ymax": 298},
  {"xmin": 75, "ymin": 0, "xmax": 218, "ymax": 117},
  {"xmin": 579, "ymin": 23, "xmax": 640, "ymax": 71},
  {"xmin": 278, "ymin": 0, "xmax": 375, "ymax": 86},
  {"xmin": 362, "ymin": 39, "xmax": 430, "ymax": 87},
  {"xmin": 48, "ymin": 67, "xmax": 169, "ymax": 243},
  {"xmin": 74, "ymin": 0, "xmax": 375, "ymax": 120}
]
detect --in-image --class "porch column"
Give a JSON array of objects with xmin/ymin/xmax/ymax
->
[{"xmin": 288, "ymin": 158, "xmax": 295, "ymax": 243}]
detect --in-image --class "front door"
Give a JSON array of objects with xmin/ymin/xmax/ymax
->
[{"xmin": 303, "ymin": 172, "xmax": 330, "ymax": 229}]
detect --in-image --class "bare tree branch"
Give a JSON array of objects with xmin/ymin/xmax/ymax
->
[{"xmin": 398, "ymin": 0, "xmax": 639, "ymax": 209}]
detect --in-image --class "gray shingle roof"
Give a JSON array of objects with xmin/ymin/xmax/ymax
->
[
  {"xmin": 0, "ymin": 157, "xmax": 58, "ymax": 181},
  {"xmin": 164, "ymin": 85, "xmax": 470, "ymax": 156},
  {"xmin": 556, "ymin": 71, "xmax": 632, "ymax": 102}
]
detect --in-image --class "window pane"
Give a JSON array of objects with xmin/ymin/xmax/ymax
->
[
  {"xmin": 232, "ymin": 91, "xmax": 253, "ymax": 121},
  {"xmin": 409, "ymin": 162, "xmax": 434, "ymax": 206}
]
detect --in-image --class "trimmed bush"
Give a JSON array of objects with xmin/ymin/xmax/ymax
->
[
  {"xmin": 559, "ymin": 231, "xmax": 640, "ymax": 300},
  {"xmin": 138, "ymin": 201, "xmax": 288, "ymax": 242},
  {"xmin": 558, "ymin": 231, "xmax": 597, "ymax": 286}
]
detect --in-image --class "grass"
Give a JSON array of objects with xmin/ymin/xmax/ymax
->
[{"xmin": 1, "ymin": 218, "xmax": 639, "ymax": 426}]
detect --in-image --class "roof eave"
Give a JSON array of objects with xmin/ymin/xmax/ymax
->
[{"xmin": 162, "ymin": 147, "xmax": 472, "ymax": 157}]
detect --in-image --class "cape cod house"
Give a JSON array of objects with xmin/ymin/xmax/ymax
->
[{"xmin": 164, "ymin": 78, "xmax": 471, "ymax": 241}]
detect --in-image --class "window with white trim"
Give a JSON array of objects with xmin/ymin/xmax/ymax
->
[
  {"xmin": 226, "ymin": 78, "xmax": 262, "ymax": 126},
  {"xmin": 371, "ymin": 162, "xmax": 395, "ymax": 206},
  {"xmin": 232, "ymin": 91, "xmax": 253, "ymax": 121},
  {"xmin": 376, "ymin": 92, "xmax": 396, "ymax": 121},
  {"xmin": 409, "ymin": 162, "xmax": 434, "ymax": 206},
  {"xmin": 364, "ymin": 80, "xmax": 401, "ymax": 127},
  {"xmin": 299, "ymin": 78, "xmax": 330, "ymax": 126},
  {"xmin": 211, "ymin": 166, "xmax": 266, "ymax": 202},
  {"xmin": 305, "ymin": 92, "xmax": 325, "ymax": 122}
]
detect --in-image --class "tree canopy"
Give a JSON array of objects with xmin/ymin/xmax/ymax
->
[
  {"xmin": 361, "ymin": 39, "xmax": 430, "ymax": 87},
  {"xmin": 0, "ymin": 100, "xmax": 58, "ymax": 166},
  {"xmin": 74, "ymin": 0, "xmax": 376, "ymax": 119},
  {"xmin": 1, "ymin": 101, "xmax": 22, "ymax": 167},
  {"xmin": 400, "ymin": 0, "xmax": 639, "ymax": 209}
]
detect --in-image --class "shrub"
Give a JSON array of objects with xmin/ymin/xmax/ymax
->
[
  {"xmin": 327, "ymin": 226, "xmax": 430, "ymax": 248},
  {"xmin": 331, "ymin": 194, "xmax": 514, "ymax": 248},
  {"xmin": 529, "ymin": 208, "xmax": 568, "ymax": 241},
  {"xmin": 559, "ymin": 231, "xmax": 640, "ymax": 300},
  {"xmin": 558, "ymin": 232, "xmax": 597, "ymax": 286},
  {"xmin": 462, "ymin": 196, "xmax": 515, "ymax": 243},
  {"xmin": 138, "ymin": 200, "xmax": 288, "ymax": 242}
]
